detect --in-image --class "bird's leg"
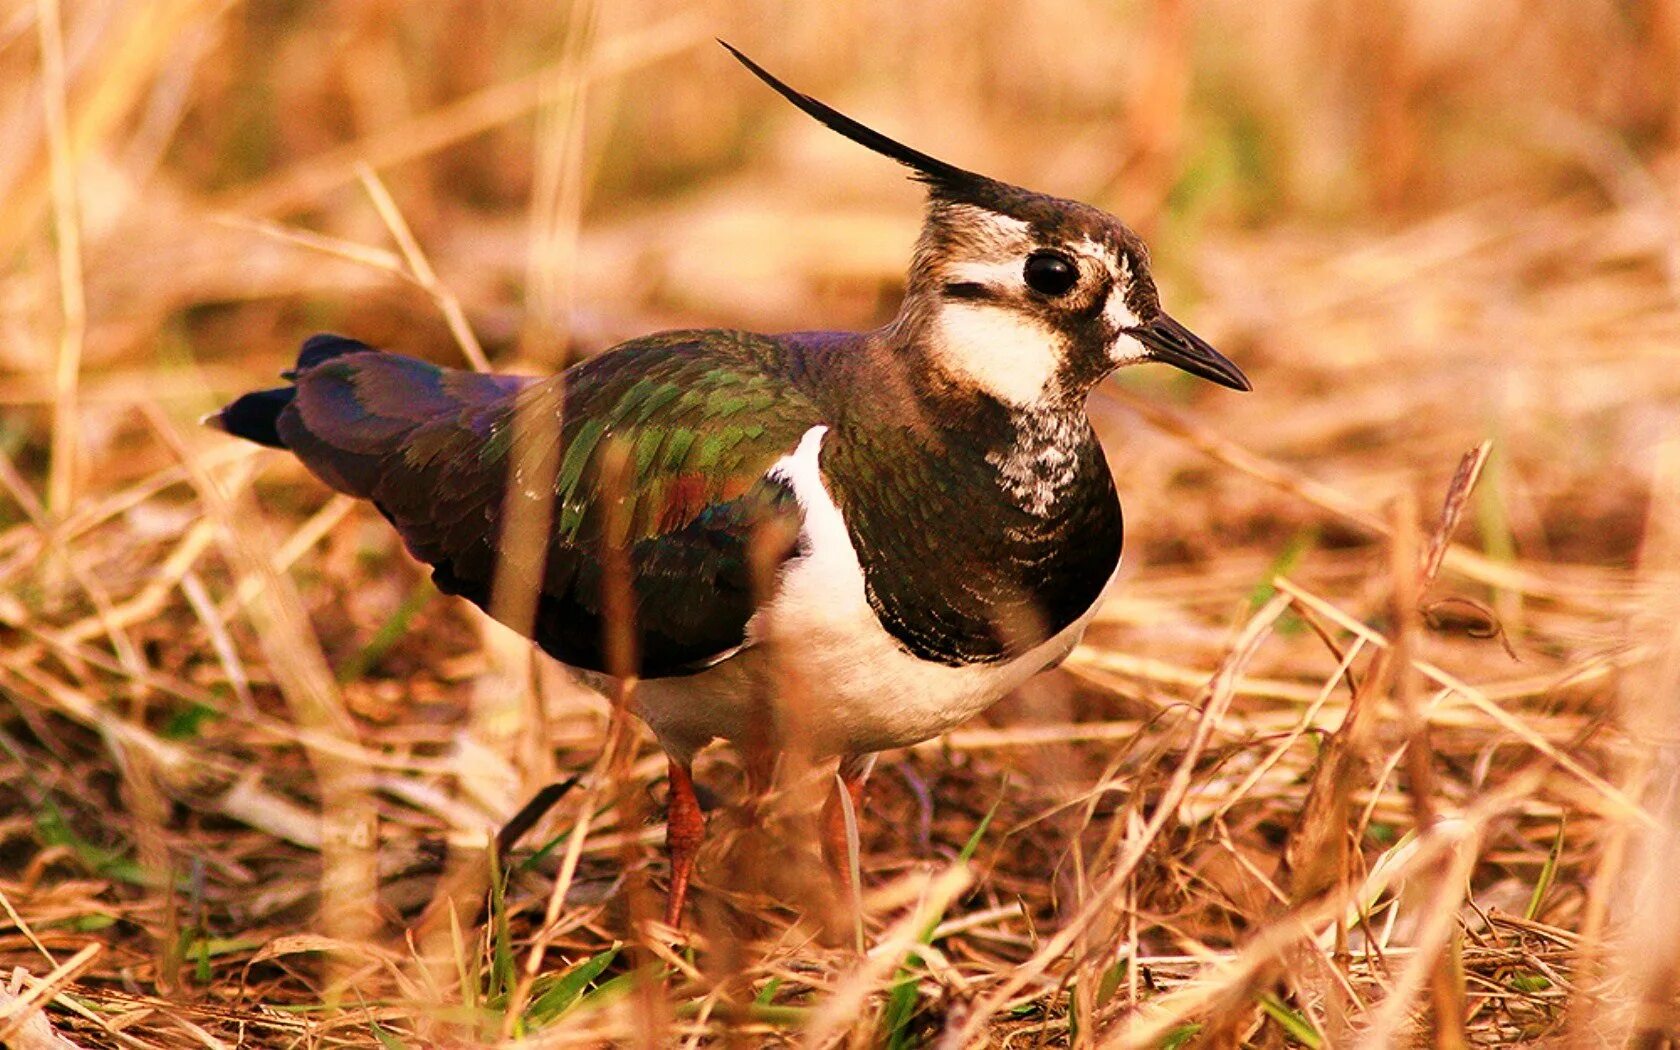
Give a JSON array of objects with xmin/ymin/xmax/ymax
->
[
  {"xmin": 663, "ymin": 758, "xmax": 706, "ymax": 926},
  {"xmin": 742, "ymin": 745, "xmax": 777, "ymax": 799},
  {"xmin": 819, "ymin": 753, "xmax": 877, "ymax": 892}
]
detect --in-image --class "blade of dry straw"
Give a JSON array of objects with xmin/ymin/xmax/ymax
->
[
  {"xmin": 37, "ymin": 0, "xmax": 84, "ymax": 520},
  {"xmin": 145, "ymin": 406, "xmax": 381, "ymax": 990},
  {"xmin": 797, "ymin": 865, "xmax": 972, "ymax": 1049},
  {"xmin": 0, "ymin": 942, "xmax": 101, "ymax": 1041},
  {"xmin": 1274, "ymin": 575, "xmax": 1655, "ymax": 829},
  {"xmin": 1102, "ymin": 769, "xmax": 1542, "ymax": 1048},
  {"xmin": 1104, "ymin": 389, "xmax": 1566, "ymax": 602},
  {"xmin": 951, "ymin": 593, "xmax": 1292, "ymax": 1044},
  {"xmin": 1352, "ymin": 822, "xmax": 1481, "ymax": 1048},
  {"xmin": 221, "ymin": 15, "xmax": 705, "ymax": 217},
  {"xmin": 356, "ymin": 165, "xmax": 490, "ymax": 372},
  {"xmin": 1423, "ymin": 441, "xmax": 1492, "ymax": 584},
  {"xmin": 1596, "ymin": 434, "xmax": 1680, "ymax": 1045},
  {"xmin": 524, "ymin": 0, "xmax": 601, "ymax": 361},
  {"xmin": 1389, "ymin": 489, "xmax": 1469, "ymax": 1047}
]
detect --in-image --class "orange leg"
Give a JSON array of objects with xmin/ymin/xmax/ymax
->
[
  {"xmin": 663, "ymin": 759, "xmax": 707, "ymax": 927},
  {"xmin": 742, "ymin": 745, "xmax": 777, "ymax": 799},
  {"xmin": 819, "ymin": 754, "xmax": 876, "ymax": 891}
]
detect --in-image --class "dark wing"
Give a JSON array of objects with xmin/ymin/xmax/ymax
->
[{"xmin": 266, "ymin": 332, "xmax": 818, "ymax": 677}]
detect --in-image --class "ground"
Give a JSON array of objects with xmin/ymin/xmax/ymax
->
[{"xmin": 1, "ymin": 2, "xmax": 1678, "ymax": 1046}]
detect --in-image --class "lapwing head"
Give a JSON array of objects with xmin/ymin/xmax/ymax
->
[{"xmin": 723, "ymin": 43, "xmax": 1251, "ymax": 409}]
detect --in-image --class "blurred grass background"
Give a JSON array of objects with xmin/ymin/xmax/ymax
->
[{"xmin": 2, "ymin": 0, "xmax": 1680, "ymax": 1046}]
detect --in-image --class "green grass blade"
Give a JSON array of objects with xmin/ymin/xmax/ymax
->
[
  {"xmin": 527, "ymin": 945, "xmax": 620, "ymax": 1026},
  {"xmin": 754, "ymin": 975, "xmax": 784, "ymax": 1006},
  {"xmin": 574, "ymin": 963, "xmax": 664, "ymax": 1013},
  {"xmin": 1258, "ymin": 993, "xmax": 1322, "ymax": 1048},
  {"xmin": 487, "ymin": 848, "xmax": 515, "ymax": 1005},
  {"xmin": 956, "ymin": 781, "xmax": 1006, "ymax": 866},
  {"xmin": 882, "ymin": 779, "xmax": 1008, "ymax": 1048},
  {"xmin": 1248, "ymin": 526, "xmax": 1317, "ymax": 609},
  {"xmin": 337, "ymin": 578, "xmax": 434, "ymax": 682},
  {"xmin": 1525, "ymin": 817, "xmax": 1565, "ymax": 921}
]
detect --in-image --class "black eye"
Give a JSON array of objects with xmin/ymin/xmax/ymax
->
[{"xmin": 1024, "ymin": 251, "xmax": 1078, "ymax": 297}]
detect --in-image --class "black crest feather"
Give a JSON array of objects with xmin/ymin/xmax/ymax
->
[{"xmin": 720, "ymin": 41, "xmax": 1001, "ymax": 202}]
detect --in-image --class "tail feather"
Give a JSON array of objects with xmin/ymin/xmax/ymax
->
[{"xmin": 210, "ymin": 332, "xmax": 529, "ymax": 508}]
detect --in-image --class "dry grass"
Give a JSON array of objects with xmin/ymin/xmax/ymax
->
[{"xmin": 3, "ymin": 1, "xmax": 1680, "ymax": 1046}]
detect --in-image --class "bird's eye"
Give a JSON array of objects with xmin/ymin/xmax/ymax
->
[{"xmin": 1023, "ymin": 251, "xmax": 1078, "ymax": 297}]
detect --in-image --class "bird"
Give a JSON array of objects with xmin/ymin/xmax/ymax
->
[{"xmin": 208, "ymin": 43, "xmax": 1250, "ymax": 928}]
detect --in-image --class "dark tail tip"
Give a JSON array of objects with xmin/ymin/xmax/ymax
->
[
  {"xmin": 211, "ymin": 334, "xmax": 376, "ymax": 448},
  {"xmin": 211, "ymin": 336, "xmax": 376, "ymax": 446},
  {"xmin": 208, "ymin": 387, "xmax": 294, "ymax": 448}
]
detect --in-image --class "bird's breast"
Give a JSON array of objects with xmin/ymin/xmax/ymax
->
[
  {"xmin": 818, "ymin": 413, "xmax": 1123, "ymax": 667},
  {"xmin": 630, "ymin": 423, "xmax": 1117, "ymax": 759}
]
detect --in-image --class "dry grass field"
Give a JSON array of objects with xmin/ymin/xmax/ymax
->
[{"xmin": 3, "ymin": 1, "xmax": 1680, "ymax": 1045}]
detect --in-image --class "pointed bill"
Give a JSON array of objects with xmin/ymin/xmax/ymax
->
[{"xmin": 1128, "ymin": 313, "xmax": 1252, "ymax": 391}]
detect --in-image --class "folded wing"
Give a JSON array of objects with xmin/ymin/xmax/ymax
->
[{"xmin": 227, "ymin": 333, "xmax": 817, "ymax": 677}]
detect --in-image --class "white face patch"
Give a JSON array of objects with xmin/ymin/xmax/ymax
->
[
  {"xmin": 1108, "ymin": 330, "xmax": 1149, "ymax": 366},
  {"xmin": 946, "ymin": 259, "xmax": 1027, "ymax": 289},
  {"xmin": 1102, "ymin": 286, "xmax": 1139, "ymax": 329},
  {"xmin": 1103, "ymin": 289, "xmax": 1148, "ymax": 364},
  {"xmin": 935, "ymin": 301, "xmax": 1064, "ymax": 406}
]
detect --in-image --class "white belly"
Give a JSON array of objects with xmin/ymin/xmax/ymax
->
[{"xmin": 630, "ymin": 425, "xmax": 1114, "ymax": 762}]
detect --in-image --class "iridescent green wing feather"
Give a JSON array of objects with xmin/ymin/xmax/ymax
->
[{"xmin": 268, "ymin": 331, "xmax": 819, "ymax": 677}]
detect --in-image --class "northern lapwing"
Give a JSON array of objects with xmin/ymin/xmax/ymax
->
[{"xmin": 209, "ymin": 44, "xmax": 1251, "ymax": 926}]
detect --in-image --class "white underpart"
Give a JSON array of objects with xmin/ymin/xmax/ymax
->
[
  {"xmin": 628, "ymin": 425, "xmax": 1114, "ymax": 762},
  {"xmin": 986, "ymin": 406, "xmax": 1087, "ymax": 517},
  {"xmin": 935, "ymin": 301, "xmax": 1064, "ymax": 406}
]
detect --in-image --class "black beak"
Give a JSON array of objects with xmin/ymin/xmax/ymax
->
[{"xmin": 1128, "ymin": 313, "xmax": 1252, "ymax": 392}]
